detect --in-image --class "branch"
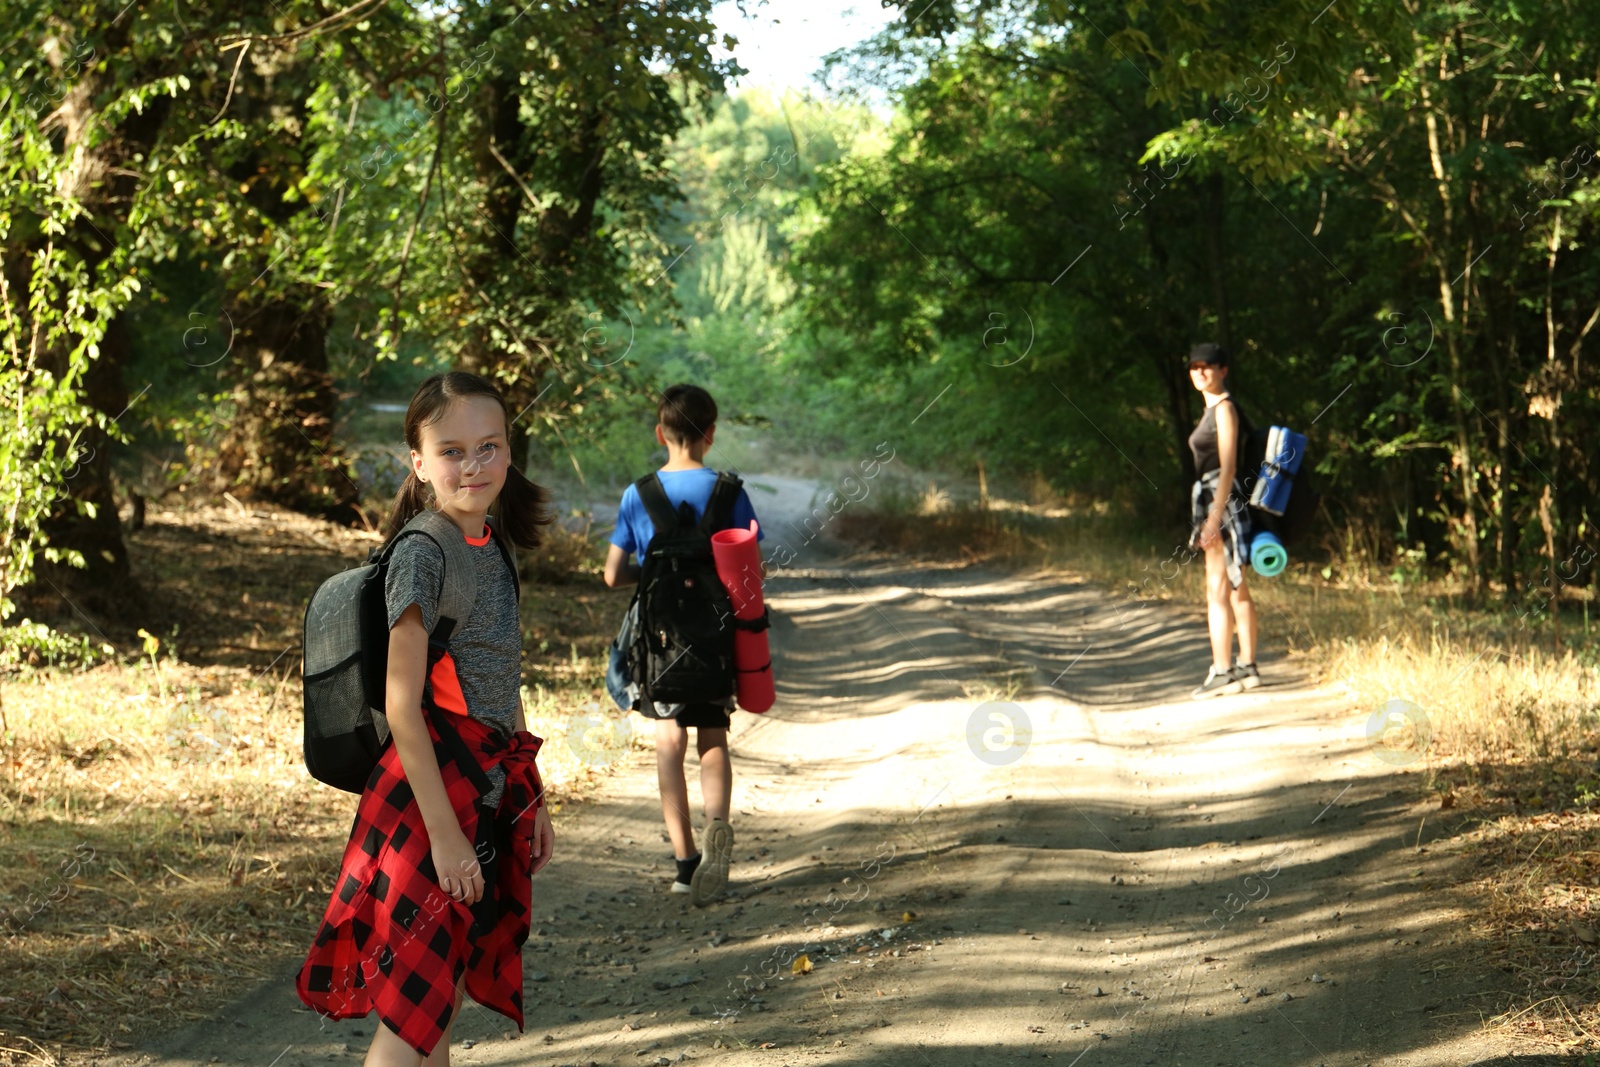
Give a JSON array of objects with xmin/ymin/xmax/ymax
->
[
  {"xmin": 216, "ymin": 0, "xmax": 391, "ymax": 48},
  {"xmin": 208, "ymin": 40, "xmax": 250, "ymax": 126},
  {"xmin": 389, "ymin": 103, "xmax": 445, "ymax": 348},
  {"xmin": 487, "ymin": 139, "xmax": 544, "ymax": 215}
]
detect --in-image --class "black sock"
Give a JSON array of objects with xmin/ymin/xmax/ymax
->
[{"xmin": 675, "ymin": 853, "xmax": 701, "ymax": 884}]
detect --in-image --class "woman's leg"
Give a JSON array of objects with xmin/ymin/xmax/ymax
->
[
  {"xmin": 1203, "ymin": 541, "xmax": 1236, "ymax": 670},
  {"xmin": 1229, "ymin": 577, "xmax": 1258, "ymax": 665},
  {"xmin": 654, "ymin": 719, "xmax": 695, "ymax": 859},
  {"xmin": 695, "ymin": 727, "xmax": 732, "ymax": 824}
]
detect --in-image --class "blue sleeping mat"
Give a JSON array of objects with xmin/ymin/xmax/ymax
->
[{"xmin": 1249, "ymin": 425, "xmax": 1306, "ymax": 516}]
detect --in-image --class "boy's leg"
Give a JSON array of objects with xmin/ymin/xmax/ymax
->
[
  {"xmin": 654, "ymin": 718, "xmax": 696, "ymax": 860},
  {"xmin": 691, "ymin": 725, "xmax": 734, "ymax": 906},
  {"xmin": 696, "ymin": 727, "xmax": 731, "ymax": 823}
]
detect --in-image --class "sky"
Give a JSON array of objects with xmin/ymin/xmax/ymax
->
[{"xmin": 709, "ymin": 0, "xmax": 900, "ymax": 94}]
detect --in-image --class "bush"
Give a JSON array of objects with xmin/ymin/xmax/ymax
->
[{"xmin": 0, "ymin": 618, "xmax": 113, "ymax": 671}]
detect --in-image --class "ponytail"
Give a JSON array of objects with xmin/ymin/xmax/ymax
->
[
  {"xmin": 382, "ymin": 471, "xmax": 433, "ymax": 546},
  {"xmin": 495, "ymin": 465, "xmax": 554, "ymax": 550}
]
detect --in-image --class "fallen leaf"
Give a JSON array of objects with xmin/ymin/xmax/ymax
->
[{"xmin": 792, "ymin": 954, "xmax": 813, "ymax": 975}]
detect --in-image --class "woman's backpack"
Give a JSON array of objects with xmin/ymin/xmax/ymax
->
[
  {"xmin": 301, "ymin": 510, "xmax": 517, "ymax": 793},
  {"xmin": 627, "ymin": 472, "xmax": 742, "ymax": 715}
]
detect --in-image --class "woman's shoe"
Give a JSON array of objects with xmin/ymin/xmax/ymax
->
[
  {"xmin": 1234, "ymin": 662, "xmax": 1262, "ymax": 690},
  {"xmin": 1191, "ymin": 665, "xmax": 1243, "ymax": 699}
]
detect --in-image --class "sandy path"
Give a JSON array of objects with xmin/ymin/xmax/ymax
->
[{"xmin": 109, "ymin": 478, "xmax": 1561, "ymax": 1067}]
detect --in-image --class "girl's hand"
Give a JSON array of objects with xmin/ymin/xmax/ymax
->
[
  {"xmin": 431, "ymin": 827, "xmax": 485, "ymax": 905},
  {"xmin": 1198, "ymin": 513, "xmax": 1223, "ymax": 548},
  {"xmin": 530, "ymin": 805, "xmax": 554, "ymax": 875}
]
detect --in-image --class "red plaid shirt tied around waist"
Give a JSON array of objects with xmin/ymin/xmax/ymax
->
[{"xmin": 296, "ymin": 709, "xmax": 545, "ymax": 1055}]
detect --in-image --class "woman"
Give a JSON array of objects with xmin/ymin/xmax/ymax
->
[{"xmin": 1185, "ymin": 342, "xmax": 1262, "ymax": 698}]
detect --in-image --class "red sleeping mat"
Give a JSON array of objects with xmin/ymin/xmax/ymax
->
[{"xmin": 710, "ymin": 521, "xmax": 774, "ymax": 713}]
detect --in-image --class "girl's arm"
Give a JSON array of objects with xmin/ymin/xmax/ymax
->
[
  {"xmin": 513, "ymin": 675, "xmax": 556, "ymax": 876},
  {"xmin": 386, "ymin": 604, "xmax": 486, "ymax": 904}
]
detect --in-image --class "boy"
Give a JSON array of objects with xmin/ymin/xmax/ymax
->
[{"xmin": 604, "ymin": 384, "xmax": 763, "ymax": 906}]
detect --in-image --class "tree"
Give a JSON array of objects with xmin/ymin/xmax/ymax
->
[{"xmin": 1117, "ymin": 0, "xmax": 1600, "ymax": 595}]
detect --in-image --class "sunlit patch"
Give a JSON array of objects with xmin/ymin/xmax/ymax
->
[
  {"xmin": 1366, "ymin": 697, "xmax": 1431, "ymax": 765},
  {"xmin": 565, "ymin": 702, "xmax": 636, "ymax": 769},
  {"xmin": 966, "ymin": 700, "xmax": 1032, "ymax": 767}
]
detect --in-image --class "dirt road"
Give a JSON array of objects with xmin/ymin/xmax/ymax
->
[{"xmin": 111, "ymin": 477, "xmax": 1562, "ymax": 1067}]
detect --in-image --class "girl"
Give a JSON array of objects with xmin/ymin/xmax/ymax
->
[
  {"xmin": 1185, "ymin": 343, "xmax": 1262, "ymax": 699},
  {"xmin": 298, "ymin": 372, "xmax": 556, "ymax": 1064}
]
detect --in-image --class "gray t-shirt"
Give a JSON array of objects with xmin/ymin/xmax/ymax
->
[{"xmin": 385, "ymin": 526, "xmax": 521, "ymax": 808}]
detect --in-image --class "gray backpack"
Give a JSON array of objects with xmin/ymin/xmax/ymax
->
[{"xmin": 301, "ymin": 510, "xmax": 518, "ymax": 793}]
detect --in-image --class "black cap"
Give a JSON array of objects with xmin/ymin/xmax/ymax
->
[{"xmin": 1186, "ymin": 342, "xmax": 1228, "ymax": 367}]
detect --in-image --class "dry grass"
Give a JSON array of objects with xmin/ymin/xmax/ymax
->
[
  {"xmin": 0, "ymin": 502, "xmax": 631, "ymax": 1062},
  {"xmin": 1441, "ymin": 791, "xmax": 1600, "ymax": 1051}
]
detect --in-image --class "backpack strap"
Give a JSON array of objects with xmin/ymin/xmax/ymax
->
[
  {"xmin": 635, "ymin": 474, "xmax": 682, "ymax": 538},
  {"xmin": 396, "ymin": 509, "xmax": 479, "ymax": 647},
  {"xmin": 698, "ymin": 471, "xmax": 744, "ymax": 536},
  {"xmin": 1222, "ymin": 395, "xmax": 1254, "ymax": 439},
  {"xmin": 485, "ymin": 514, "xmax": 521, "ymax": 603}
]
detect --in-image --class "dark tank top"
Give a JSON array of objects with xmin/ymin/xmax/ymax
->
[{"xmin": 1188, "ymin": 396, "xmax": 1252, "ymax": 476}]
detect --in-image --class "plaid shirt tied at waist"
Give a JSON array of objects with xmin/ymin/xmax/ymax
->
[{"xmin": 296, "ymin": 708, "xmax": 545, "ymax": 1055}]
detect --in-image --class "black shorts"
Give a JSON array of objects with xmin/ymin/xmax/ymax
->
[{"xmin": 636, "ymin": 701, "xmax": 732, "ymax": 730}]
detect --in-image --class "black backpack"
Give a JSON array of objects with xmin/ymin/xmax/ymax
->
[
  {"xmin": 627, "ymin": 472, "xmax": 742, "ymax": 714},
  {"xmin": 301, "ymin": 510, "xmax": 518, "ymax": 793}
]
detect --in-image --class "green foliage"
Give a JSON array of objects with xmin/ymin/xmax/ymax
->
[
  {"xmin": 537, "ymin": 90, "xmax": 883, "ymax": 486},
  {"xmin": 0, "ymin": 65, "xmax": 139, "ymax": 615},
  {"xmin": 773, "ymin": 0, "xmax": 1600, "ymax": 589},
  {"xmin": 0, "ymin": 618, "xmax": 112, "ymax": 671}
]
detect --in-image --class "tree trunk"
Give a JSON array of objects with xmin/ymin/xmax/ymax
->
[
  {"xmin": 1417, "ymin": 55, "xmax": 1484, "ymax": 597},
  {"xmin": 208, "ymin": 291, "xmax": 358, "ymax": 520},
  {"xmin": 36, "ymin": 312, "xmax": 139, "ymax": 616},
  {"xmin": 1201, "ymin": 170, "xmax": 1232, "ymax": 352},
  {"xmin": 31, "ymin": 36, "xmax": 171, "ymax": 616},
  {"xmin": 461, "ymin": 66, "xmax": 531, "ymax": 377}
]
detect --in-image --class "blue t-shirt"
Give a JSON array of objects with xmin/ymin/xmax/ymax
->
[{"xmin": 610, "ymin": 468, "xmax": 764, "ymax": 557}]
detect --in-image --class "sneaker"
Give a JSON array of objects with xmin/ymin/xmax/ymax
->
[
  {"xmin": 691, "ymin": 819, "xmax": 733, "ymax": 907},
  {"xmin": 1191, "ymin": 665, "xmax": 1242, "ymax": 700},
  {"xmin": 1234, "ymin": 662, "xmax": 1262, "ymax": 690},
  {"xmin": 671, "ymin": 853, "xmax": 699, "ymax": 894}
]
